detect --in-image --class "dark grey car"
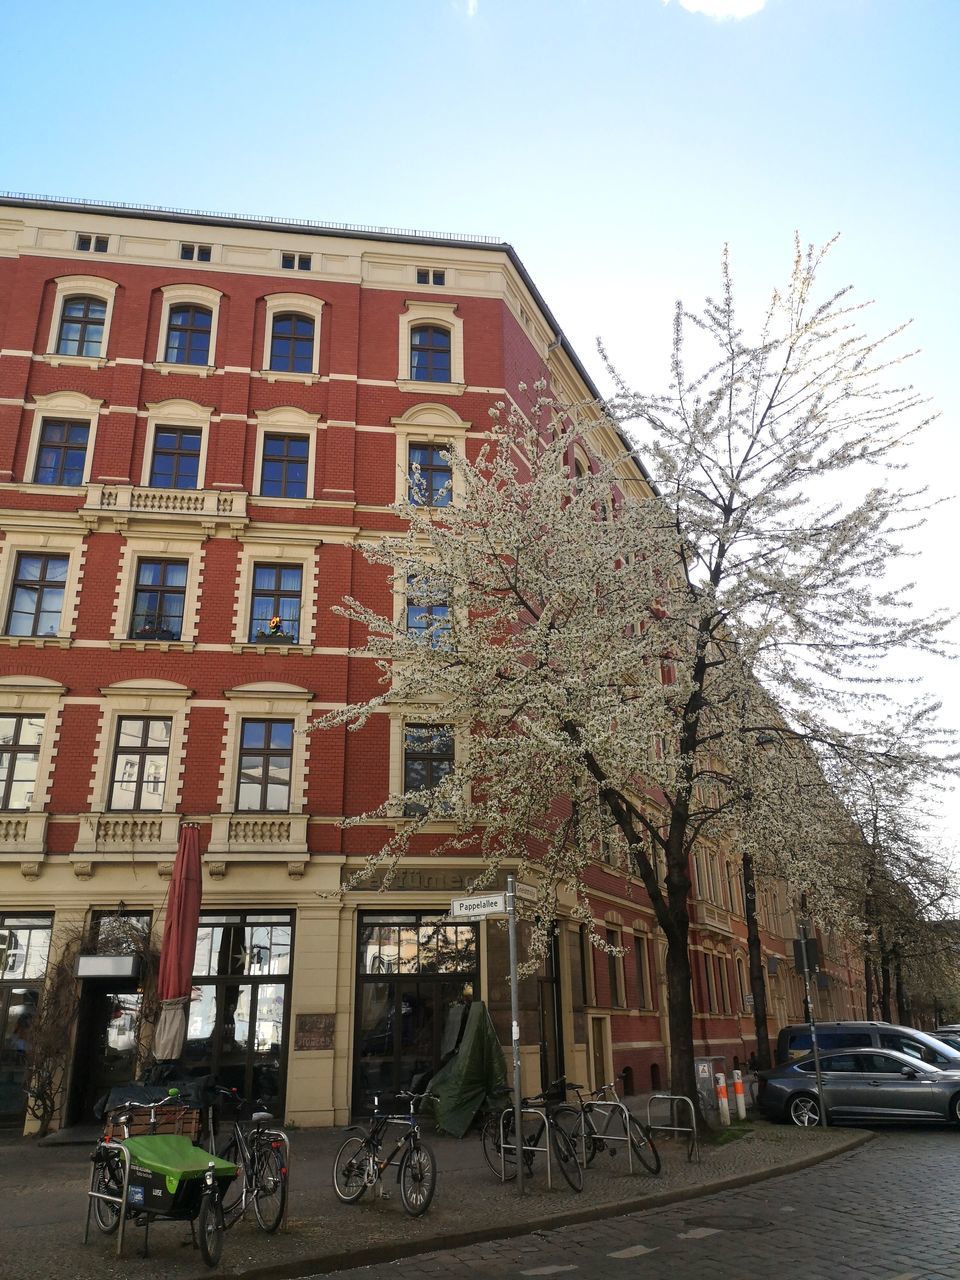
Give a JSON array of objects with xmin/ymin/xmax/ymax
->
[{"xmin": 758, "ymin": 1046, "xmax": 960, "ymax": 1127}]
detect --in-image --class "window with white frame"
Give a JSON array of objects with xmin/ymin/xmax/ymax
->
[
  {"xmin": 397, "ymin": 301, "xmax": 464, "ymax": 392},
  {"xmin": 260, "ymin": 294, "xmax": 323, "ymax": 377},
  {"xmin": 33, "ymin": 419, "xmax": 90, "ymax": 486},
  {"xmin": 233, "ymin": 544, "xmax": 316, "ymax": 648},
  {"xmin": 407, "ymin": 442, "xmax": 452, "ymax": 507},
  {"xmin": 259, "ymin": 435, "xmax": 309, "ymax": 499},
  {"xmin": 4, "ymin": 553, "xmax": 68, "ymax": 637},
  {"xmin": 0, "ymin": 715, "xmax": 43, "ymax": 809},
  {"xmin": 403, "ymin": 723, "xmax": 454, "ymax": 816},
  {"xmin": 140, "ymin": 400, "xmax": 211, "ymax": 490},
  {"xmin": 391, "ymin": 403, "xmax": 468, "ymax": 506},
  {"xmin": 248, "ymin": 564, "xmax": 302, "ymax": 642},
  {"xmin": 155, "ymin": 284, "xmax": 222, "ymax": 369},
  {"xmin": 45, "ymin": 276, "xmax": 118, "ymax": 363},
  {"xmin": 108, "ymin": 717, "xmax": 172, "ymax": 811},
  {"xmin": 236, "ymin": 719, "xmax": 294, "ymax": 811},
  {"xmin": 129, "ymin": 559, "xmax": 188, "ymax": 639}
]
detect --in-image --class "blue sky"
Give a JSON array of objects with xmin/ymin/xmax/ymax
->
[{"xmin": 2, "ymin": 0, "xmax": 958, "ymax": 830}]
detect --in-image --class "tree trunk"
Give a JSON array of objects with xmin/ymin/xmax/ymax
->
[
  {"xmin": 878, "ymin": 932, "xmax": 892, "ymax": 1022},
  {"xmin": 864, "ymin": 941, "xmax": 874, "ymax": 1018},
  {"xmin": 742, "ymin": 849, "xmax": 771, "ymax": 1069},
  {"xmin": 894, "ymin": 950, "xmax": 910, "ymax": 1026}
]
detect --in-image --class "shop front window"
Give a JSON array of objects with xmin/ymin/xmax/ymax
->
[
  {"xmin": 186, "ymin": 911, "xmax": 293, "ymax": 1113},
  {"xmin": 0, "ymin": 914, "xmax": 52, "ymax": 1123}
]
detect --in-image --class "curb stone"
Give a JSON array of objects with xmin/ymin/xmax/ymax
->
[{"xmin": 217, "ymin": 1130, "xmax": 875, "ymax": 1280}]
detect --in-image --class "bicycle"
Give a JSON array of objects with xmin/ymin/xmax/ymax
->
[
  {"xmin": 84, "ymin": 1091, "xmax": 238, "ymax": 1267},
  {"xmin": 212, "ymin": 1087, "xmax": 290, "ymax": 1233},
  {"xmin": 480, "ymin": 1082, "xmax": 583, "ymax": 1192},
  {"xmin": 553, "ymin": 1075, "xmax": 661, "ymax": 1175},
  {"xmin": 332, "ymin": 1090, "xmax": 437, "ymax": 1217}
]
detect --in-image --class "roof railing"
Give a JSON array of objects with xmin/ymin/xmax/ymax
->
[{"xmin": 0, "ymin": 191, "xmax": 503, "ymax": 246}]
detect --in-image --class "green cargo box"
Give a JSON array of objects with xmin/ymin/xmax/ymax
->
[{"xmin": 120, "ymin": 1135, "xmax": 238, "ymax": 1216}]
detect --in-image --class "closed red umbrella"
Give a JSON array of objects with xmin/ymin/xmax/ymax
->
[{"xmin": 153, "ymin": 823, "xmax": 202, "ymax": 1062}]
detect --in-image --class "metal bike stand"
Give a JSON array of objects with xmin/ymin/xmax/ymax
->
[
  {"xmin": 579, "ymin": 1100, "xmax": 634, "ymax": 1173},
  {"xmin": 84, "ymin": 1139, "xmax": 133, "ymax": 1257},
  {"xmin": 499, "ymin": 1106, "xmax": 553, "ymax": 1190},
  {"xmin": 644, "ymin": 1093, "xmax": 699, "ymax": 1164}
]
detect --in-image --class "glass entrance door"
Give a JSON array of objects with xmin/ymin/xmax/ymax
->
[
  {"xmin": 353, "ymin": 913, "xmax": 477, "ymax": 1114},
  {"xmin": 0, "ymin": 986, "xmax": 40, "ymax": 1125},
  {"xmin": 71, "ymin": 983, "xmax": 142, "ymax": 1121}
]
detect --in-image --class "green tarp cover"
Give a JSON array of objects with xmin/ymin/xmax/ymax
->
[
  {"xmin": 423, "ymin": 1001, "xmax": 509, "ymax": 1138},
  {"xmin": 121, "ymin": 1134, "xmax": 237, "ymax": 1182}
]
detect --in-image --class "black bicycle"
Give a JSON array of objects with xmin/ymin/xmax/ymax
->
[
  {"xmin": 213, "ymin": 1088, "xmax": 289, "ymax": 1233},
  {"xmin": 332, "ymin": 1090, "xmax": 437, "ymax": 1217},
  {"xmin": 553, "ymin": 1075, "xmax": 661, "ymax": 1174},
  {"xmin": 480, "ymin": 1082, "xmax": 583, "ymax": 1192}
]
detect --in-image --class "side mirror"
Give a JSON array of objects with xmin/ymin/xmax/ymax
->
[{"xmin": 900, "ymin": 1066, "xmax": 917, "ymax": 1079}]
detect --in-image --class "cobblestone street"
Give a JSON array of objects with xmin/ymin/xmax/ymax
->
[{"xmin": 320, "ymin": 1128, "xmax": 960, "ymax": 1280}]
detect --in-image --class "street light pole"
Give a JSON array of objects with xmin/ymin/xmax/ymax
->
[
  {"xmin": 798, "ymin": 914, "xmax": 827, "ymax": 1127},
  {"xmin": 506, "ymin": 874, "xmax": 525, "ymax": 1196}
]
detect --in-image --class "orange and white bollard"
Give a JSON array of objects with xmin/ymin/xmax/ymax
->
[
  {"xmin": 714, "ymin": 1071, "xmax": 731, "ymax": 1126},
  {"xmin": 732, "ymin": 1069, "xmax": 747, "ymax": 1120}
]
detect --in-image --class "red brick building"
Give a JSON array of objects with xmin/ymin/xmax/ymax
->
[{"xmin": 0, "ymin": 196, "xmax": 864, "ymax": 1132}]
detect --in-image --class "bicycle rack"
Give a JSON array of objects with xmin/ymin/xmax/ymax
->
[
  {"xmin": 499, "ymin": 1106, "xmax": 553, "ymax": 1190},
  {"xmin": 576, "ymin": 1099, "xmax": 635, "ymax": 1174},
  {"xmin": 644, "ymin": 1093, "xmax": 699, "ymax": 1164},
  {"xmin": 83, "ymin": 1138, "xmax": 133, "ymax": 1258}
]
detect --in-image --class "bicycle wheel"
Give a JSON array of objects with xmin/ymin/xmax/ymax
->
[
  {"xmin": 549, "ymin": 1121, "xmax": 583, "ymax": 1192},
  {"xmin": 569, "ymin": 1111, "xmax": 600, "ymax": 1167},
  {"xmin": 198, "ymin": 1193, "xmax": 225, "ymax": 1268},
  {"xmin": 398, "ymin": 1139, "xmax": 436, "ymax": 1216},
  {"xmin": 627, "ymin": 1116, "xmax": 661, "ymax": 1175},
  {"xmin": 332, "ymin": 1135, "xmax": 370, "ymax": 1203},
  {"xmin": 252, "ymin": 1137, "xmax": 287, "ymax": 1232},
  {"xmin": 551, "ymin": 1105, "xmax": 580, "ymax": 1151},
  {"xmin": 92, "ymin": 1156, "xmax": 122, "ymax": 1234},
  {"xmin": 217, "ymin": 1136, "xmax": 246, "ymax": 1224},
  {"xmin": 480, "ymin": 1111, "xmax": 517, "ymax": 1181}
]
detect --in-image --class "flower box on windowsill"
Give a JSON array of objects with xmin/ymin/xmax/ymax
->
[
  {"xmin": 133, "ymin": 627, "xmax": 177, "ymax": 641},
  {"xmin": 254, "ymin": 630, "xmax": 296, "ymax": 644}
]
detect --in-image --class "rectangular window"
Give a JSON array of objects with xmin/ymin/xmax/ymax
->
[
  {"xmin": 130, "ymin": 559, "xmax": 187, "ymax": 639},
  {"xmin": 76, "ymin": 234, "xmax": 91, "ymax": 251},
  {"xmin": 406, "ymin": 576, "xmax": 450, "ymax": 645},
  {"xmin": 5, "ymin": 552, "xmax": 68, "ymax": 636},
  {"xmin": 236, "ymin": 720, "xmax": 294, "ymax": 811},
  {"xmin": 403, "ymin": 724, "xmax": 454, "ymax": 816},
  {"xmin": 432, "ymin": 270, "xmax": 445, "ymax": 286},
  {"xmin": 249, "ymin": 563, "xmax": 302, "ymax": 642},
  {"xmin": 33, "ymin": 419, "xmax": 90, "ymax": 486},
  {"xmin": 164, "ymin": 305, "xmax": 212, "ymax": 365},
  {"xmin": 579, "ymin": 925, "xmax": 592, "ymax": 1006},
  {"xmin": 260, "ymin": 434, "xmax": 309, "ymax": 499},
  {"xmin": 408, "ymin": 443, "xmax": 452, "ymax": 506},
  {"xmin": 281, "ymin": 253, "xmax": 295, "ymax": 270},
  {"xmin": 149, "ymin": 428, "xmax": 202, "ymax": 489},
  {"xmin": 634, "ymin": 935, "xmax": 651, "ymax": 1010},
  {"xmin": 606, "ymin": 928, "xmax": 623, "ymax": 1007},
  {"xmin": 109, "ymin": 717, "xmax": 171, "ymax": 811},
  {"xmin": 57, "ymin": 297, "xmax": 106, "ymax": 357},
  {"xmin": 180, "ymin": 243, "xmax": 212, "ymax": 261},
  {"xmin": 94, "ymin": 236, "xmax": 109, "ymax": 253},
  {"xmin": 76, "ymin": 234, "xmax": 108, "ymax": 252},
  {"xmin": 416, "ymin": 268, "xmax": 429, "ymax": 284},
  {"xmin": 297, "ymin": 254, "xmax": 311, "ymax": 271},
  {"xmin": 703, "ymin": 953, "xmax": 717, "ymax": 1013},
  {"xmin": 0, "ymin": 913, "xmax": 53, "ymax": 980},
  {"xmin": 0, "ymin": 716, "xmax": 43, "ymax": 810}
]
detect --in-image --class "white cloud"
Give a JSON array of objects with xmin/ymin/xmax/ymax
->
[
  {"xmin": 466, "ymin": 0, "xmax": 478, "ymax": 16},
  {"xmin": 667, "ymin": 0, "xmax": 766, "ymax": 18}
]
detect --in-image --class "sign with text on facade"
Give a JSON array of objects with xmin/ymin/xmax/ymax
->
[{"xmin": 450, "ymin": 893, "xmax": 506, "ymax": 919}]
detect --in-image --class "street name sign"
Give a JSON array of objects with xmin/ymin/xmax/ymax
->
[{"xmin": 450, "ymin": 892, "xmax": 506, "ymax": 918}]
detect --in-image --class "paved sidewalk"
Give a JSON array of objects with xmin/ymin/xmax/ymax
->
[{"xmin": 0, "ymin": 1114, "xmax": 868, "ymax": 1280}]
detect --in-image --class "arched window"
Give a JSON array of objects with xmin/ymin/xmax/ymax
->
[
  {"xmin": 269, "ymin": 313, "xmax": 315, "ymax": 373},
  {"xmin": 57, "ymin": 296, "xmax": 107, "ymax": 357},
  {"xmin": 164, "ymin": 304, "xmax": 212, "ymax": 365},
  {"xmin": 410, "ymin": 325, "xmax": 451, "ymax": 382}
]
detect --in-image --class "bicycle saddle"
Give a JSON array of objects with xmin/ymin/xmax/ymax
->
[{"xmin": 252, "ymin": 1111, "xmax": 274, "ymax": 1123}]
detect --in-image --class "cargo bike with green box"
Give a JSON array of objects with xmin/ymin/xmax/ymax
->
[{"xmin": 83, "ymin": 1089, "xmax": 239, "ymax": 1267}]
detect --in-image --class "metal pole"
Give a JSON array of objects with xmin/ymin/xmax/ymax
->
[
  {"xmin": 799, "ymin": 918, "xmax": 828, "ymax": 1127},
  {"xmin": 506, "ymin": 875, "xmax": 524, "ymax": 1197}
]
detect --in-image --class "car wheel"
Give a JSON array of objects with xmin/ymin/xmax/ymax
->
[
  {"xmin": 951, "ymin": 1093, "xmax": 960, "ymax": 1125},
  {"xmin": 787, "ymin": 1092, "xmax": 821, "ymax": 1127}
]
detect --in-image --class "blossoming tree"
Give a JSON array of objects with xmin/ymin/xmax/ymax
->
[{"xmin": 312, "ymin": 236, "xmax": 951, "ymax": 1117}]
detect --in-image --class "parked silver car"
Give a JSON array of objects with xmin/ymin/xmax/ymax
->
[{"xmin": 758, "ymin": 1046, "xmax": 960, "ymax": 1127}]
